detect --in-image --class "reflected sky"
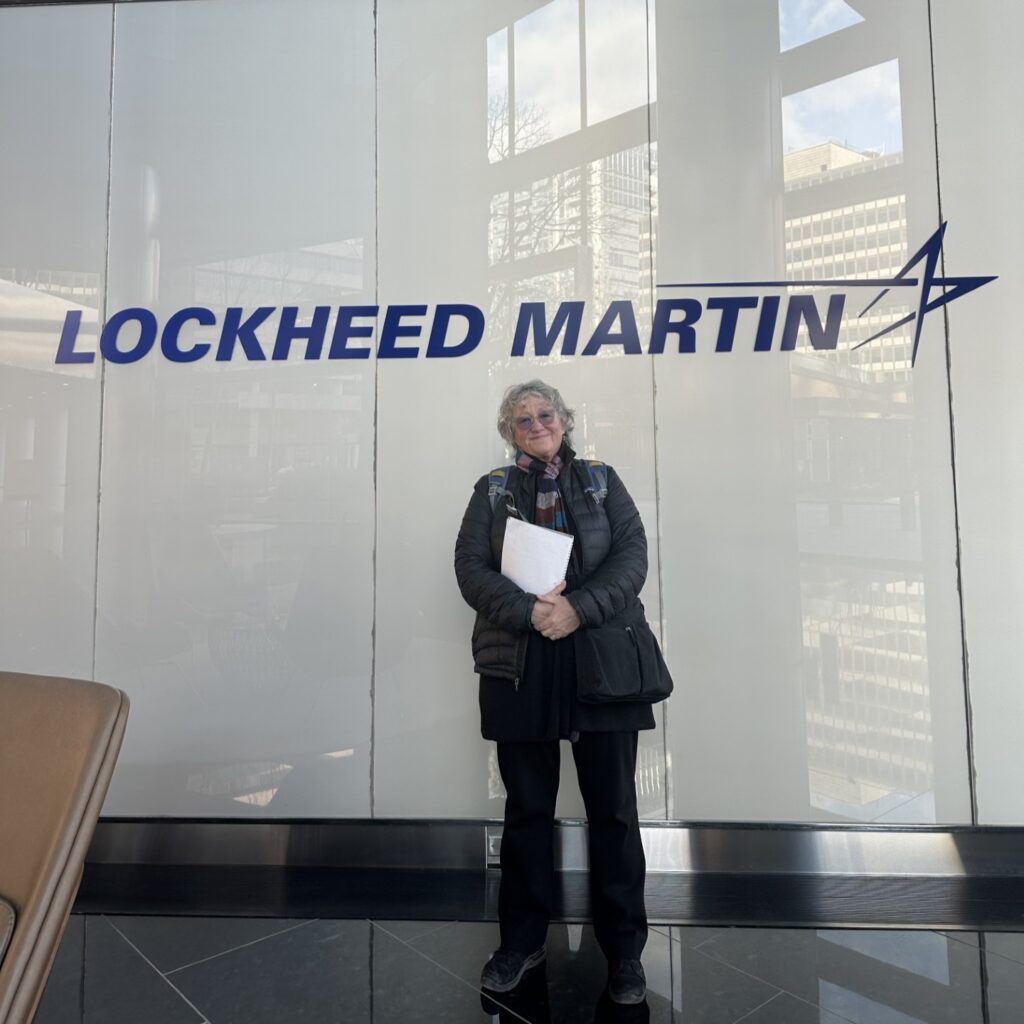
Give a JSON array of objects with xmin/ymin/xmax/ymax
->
[
  {"xmin": 819, "ymin": 980, "xmax": 928, "ymax": 1024},
  {"xmin": 492, "ymin": 0, "xmax": 651, "ymax": 161},
  {"xmin": 819, "ymin": 930, "xmax": 952, "ymax": 984},
  {"xmin": 515, "ymin": 0, "xmax": 581, "ymax": 149},
  {"xmin": 697, "ymin": 927, "xmax": 994, "ymax": 1024},
  {"xmin": 780, "ymin": 0, "xmax": 865, "ymax": 52},
  {"xmin": 487, "ymin": 28, "xmax": 509, "ymax": 163},
  {"xmin": 784, "ymin": 59, "xmax": 904, "ymax": 156},
  {"xmin": 584, "ymin": 0, "xmax": 648, "ymax": 124}
]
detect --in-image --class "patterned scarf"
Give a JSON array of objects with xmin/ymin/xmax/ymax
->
[{"xmin": 516, "ymin": 449, "xmax": 567, "ymax": 531}]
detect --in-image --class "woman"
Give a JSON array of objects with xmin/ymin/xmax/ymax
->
[{"xmin": 454, "ymin": 379, "xmax": 655, "ymax": 1006}]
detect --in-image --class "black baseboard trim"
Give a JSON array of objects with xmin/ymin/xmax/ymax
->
[
  {"xmin": 75, "ymin": 863, "xmax": 1024, "ymax": 931},
  {"xmin": 88, "ymin": 818, "xmax": 1024, "ymax": 877}
]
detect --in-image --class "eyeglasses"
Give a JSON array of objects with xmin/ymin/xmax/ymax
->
[{"xmin": 513, "ymin": 410, "xmax": 558, "ymax": 433}]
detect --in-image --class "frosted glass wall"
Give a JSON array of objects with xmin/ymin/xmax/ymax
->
[
  {"xmin": 0, "ymin": 5, "xmax": 112, "ymax": 680},
  {"xmin": 0, "ymin": 0, "xmax": 1016, "ymax": 824},
  {"xmin": 931, "ymin": 0, "xmax": 1024, "ymax": 825}
]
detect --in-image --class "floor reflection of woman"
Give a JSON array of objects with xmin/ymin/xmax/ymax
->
[
  {"xmin": 455, "ymin": 380, "xmax": 653, "ymax": 1006},
  {"xmin": 480, "ymin": 961, "xmax": 651, "ymax": 1022}
]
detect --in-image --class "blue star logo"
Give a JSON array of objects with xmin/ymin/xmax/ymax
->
[
  {"xmin": 852, "ymin": 222, "xmax": 997, "ymax": 366},
  {"xmin": 657, "ymin": 222, "xmax": 996, "ymax": 365}
]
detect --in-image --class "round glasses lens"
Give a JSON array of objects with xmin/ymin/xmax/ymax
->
[{"xmin": 514, "ymin": 409, "xmax": 556, "ymax": 432}]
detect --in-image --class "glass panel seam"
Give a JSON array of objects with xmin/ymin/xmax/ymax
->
[
  {"xmin": 370, "ymin": 0, "xmax": 380, "ymax": 819},
  {"xmin": 91, "ymin": 2, "xmax": 115, "ymax": 685},
  {"xmin": 926, "ymin": 0, "xmax": 978, "ymax": 827},
  {"xmin": 643, "ymin": 0, "xmax": 669, "ymax": 820},
  {"xmin": 578, "ymin": 0, "xmax": 587, "ymax": 129}
]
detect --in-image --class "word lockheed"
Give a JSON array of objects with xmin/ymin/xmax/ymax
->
[{"xmin": 53, "ymin": 225, "xmax": 995, "ymax": 367}]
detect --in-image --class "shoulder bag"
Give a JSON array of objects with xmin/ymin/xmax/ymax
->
[{"xmin": 574, "ymin": 608, "xmax": 673, "ymax": 704}]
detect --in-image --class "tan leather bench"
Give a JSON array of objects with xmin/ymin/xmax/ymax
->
[{"xmin": 0, "ymin": 672, "xmax": 129, "ymax": 1024}]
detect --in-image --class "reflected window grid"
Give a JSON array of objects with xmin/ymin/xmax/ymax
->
[
  {"xmin": 486, "ymin": 1, "xmax": 653, "ymax": 347},
  {"xmin": 779, "ymin": 17, "xmax": 940, "ymax": 820}
]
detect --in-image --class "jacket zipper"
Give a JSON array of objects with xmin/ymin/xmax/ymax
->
[
  {"xmin": 514, "ymin": 634, "xmax": 528, "ymax": 692},
  {"xmin": 626, "ymin": 625, "xmax": 643, "ymax": 694}
]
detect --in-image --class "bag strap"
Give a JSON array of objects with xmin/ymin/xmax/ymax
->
[
  {"xmin": 579, "ymin": 459, "xmax": 608, "ymax": 505},
  {"xmin": 487, "ymin": 466, "xmax": 514, "ymax": 513},
  {"xmin": 489, "ymin": 460, "xmax": 608, "ymax": 511}
]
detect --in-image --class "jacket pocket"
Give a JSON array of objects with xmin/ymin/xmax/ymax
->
[{"xmin": 574, "ymin": 617, "xmax": 673, "ymax": 704}]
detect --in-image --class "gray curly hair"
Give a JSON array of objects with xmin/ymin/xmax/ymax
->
[{"xmin": 497, "ymin": 379, "xmax": 575, "ymax": 446}]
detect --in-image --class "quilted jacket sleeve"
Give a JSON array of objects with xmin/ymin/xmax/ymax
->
[
  {"xmin": 566, "ymin": 466, "xmax": 647, "ymax": 627},
  {"xmin": 454, "ymin": 475, "xmax": 536, "ymax": 632}
]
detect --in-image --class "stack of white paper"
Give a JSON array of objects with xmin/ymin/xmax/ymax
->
[{"xmin": 500, "ymin": 517, "xmax": 574, "ymax": 595}]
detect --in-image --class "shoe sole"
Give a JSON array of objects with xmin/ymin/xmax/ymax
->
[{"xmin": 481, "ymin": 948, "xmax": 547, "ymax": 992}]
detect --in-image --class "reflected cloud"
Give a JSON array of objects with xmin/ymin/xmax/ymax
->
[
  {"xmin": 779, "ymin": 0, "xmax": 865, "ymax": 52},
  {"xmin": 487, "ymin": 28, "xmax": 510, "ymax": 163},
  {"xmin": 784, "ymin": 60, "xmax": 903, "ymax": 157},
  {"xmin": 489, "ymin": 0, "xmax": 652, "ymax": 159},
  {"xmin": 515, "ymin": 0, "xmax": 581, "ymax": 149},
  {"xmin": 585, "ymin": 0, "xmax": 649, "ymax": 124}
]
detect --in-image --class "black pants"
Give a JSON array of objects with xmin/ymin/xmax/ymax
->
[{"xmin": 496, "ymin": 731, "xmax": 647, "ymax": 961}]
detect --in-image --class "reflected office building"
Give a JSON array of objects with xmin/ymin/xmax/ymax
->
[{"xmin": 783, "ymin": 135, "xmax": 931, "ymax": 821}]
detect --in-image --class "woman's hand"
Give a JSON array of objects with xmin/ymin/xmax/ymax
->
[
  {"xmin": 531, "ymin": 581, "xmax": 565, "ymax": 629},
  {"xmin": 535, "ymin": 591, "xmax": 581, "ymax": 640}
]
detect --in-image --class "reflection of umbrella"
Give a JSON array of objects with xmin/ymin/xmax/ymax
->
[{"xmin": 0, "ymin": 276, "xmax": 99, "ymax": 378}]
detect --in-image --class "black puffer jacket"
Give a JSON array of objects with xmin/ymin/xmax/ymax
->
[{"xmin": 454, "ymin": 446, "xmax": 648, "ymax": 684}]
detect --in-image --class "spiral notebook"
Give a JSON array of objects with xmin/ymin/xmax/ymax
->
[{"xmin": 500, "ymin": 517, "xmax": 574, "ymax": 596}]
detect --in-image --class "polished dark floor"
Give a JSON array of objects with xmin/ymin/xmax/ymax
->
[{"xmin": 34, "ymin": 915, "xmax": 1024, "ymax": 1023}]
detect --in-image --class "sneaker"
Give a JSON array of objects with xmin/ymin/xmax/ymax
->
[
  {"xmin": 607, "ymin": 958, "xmax": 646, "ymax": 1004},
  {"xmin": 480, "ymin": 946, "xmax": 546, "ymax": 992}
]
